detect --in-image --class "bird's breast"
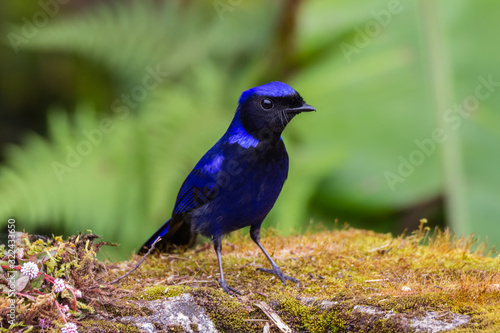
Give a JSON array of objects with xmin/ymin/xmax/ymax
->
[
  {"xmin": 189, "ymin": 139, "xmax": 289, "ymax": 238},
  {"xmin": 231, "ymin": 145, "xmax": 287, "ymax": 205}
]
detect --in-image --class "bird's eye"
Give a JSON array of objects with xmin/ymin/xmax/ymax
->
[{"xmin": 260, "ymin": 98, "xmax": 274, "ymax": 110}]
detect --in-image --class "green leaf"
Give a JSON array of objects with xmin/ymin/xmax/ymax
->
[
  {"xmin": 15, "ymin": 275, "xmax": 30, "ymax": 292},
  {"xmin": 37, "ymin": 250, "xmax": 57, "ymax": 264},
  {"xmin": 30, "ymin": 272, "xmax": 44, "ymax": 290}
]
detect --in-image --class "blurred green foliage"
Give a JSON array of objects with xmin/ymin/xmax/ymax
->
[{"xmin": 0, "ymin": 0, "xmax": 499, "ymax": 259}]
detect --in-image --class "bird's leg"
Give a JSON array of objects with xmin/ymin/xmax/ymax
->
[
  {"xmin": 213, "ymin": 237, "xmax": 241, "ymax": 295},
  {"xmin": 250, "ymin": 225, "xmax": 299, "ymax": 286}
]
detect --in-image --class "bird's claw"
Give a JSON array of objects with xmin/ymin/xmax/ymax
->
[
  {"xmin": 257, "ymin": 267, "xmax": 299, "ymax": 287},
  {"xmin": 218, "ymin": 279, "xmax": 242, "ymax": 295}
]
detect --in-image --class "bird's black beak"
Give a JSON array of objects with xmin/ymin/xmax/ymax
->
[{"xmin": 286, "ymin": 103, "xmax": 316, "ymax": 114}]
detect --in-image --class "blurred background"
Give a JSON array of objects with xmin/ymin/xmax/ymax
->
[{"xmin": 1, "ymin": 0, "xmax": 499, "ymax": 259}]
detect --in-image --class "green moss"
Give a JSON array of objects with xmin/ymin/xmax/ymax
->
[
  {"xmin": 452, "ymin": 309, "xmax": 500, "ymax": 333},
  {"xmin": 371, "ymin": 317, "xmax": 408, "ymax": 333},
  {"xmin": 192, "ymin": 288, "xmax": 265, "ymax": 333},
  {"xmin": 102, "ymin": 299, "xmax": 152, "ymax": 317},
  {"xmin": 340, "ymin": 305, "xmax": 416, "ymax": 333},
  {"xmin": 133, "ymin": 284, "xmax": 191, "ymax": 301},
  {"xmin": 277, "ymin": 296, "xmax": 345, "ymax": 332},
  {"xmin": 165, "ymin": 325, "xmax": 184, "ymax": 332},
  {"xmin": 79, "ymin": 320, "xmax": 140, "ymax": 332},
  {"xmin": 360, "ymin": 293, "xmax": 451, "ymax": 314},
  {"xmin": 75, "ymin": 300, "xmax": 95, "ymax": 314}
]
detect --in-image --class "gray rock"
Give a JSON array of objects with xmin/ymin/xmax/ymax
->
[
  {"xmin": 115, "ymin": 293, "xmax": 470, "ymax": 332},
  {"xmin": 120, "ymin": 293, "xmax": 218, "ymax": 333},
  {"xmin": 411, "ymin": 311, "xmax": 470, "ymax": 333},
  {"xmin": 352, "ymin": 305, "xmax": 469, "ymax": 333},
  {"xmin": 134, "ymin": 323, "xmax": 156, "ymax": 333}
]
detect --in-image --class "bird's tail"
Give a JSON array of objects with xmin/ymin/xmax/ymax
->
[
  {"xmin": 138, "ymin": 219, "xmax": 171, "ymax": 254},
  {"xmin": 138, "ymin": 218, "xmax": 195, "ymax": 254}
]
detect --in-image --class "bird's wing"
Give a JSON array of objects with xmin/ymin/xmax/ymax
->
[
  {"xmin": 173, "ymin": 167, "xmax": 216, "ymax": 216},
  {"xmin": 140, "ymin": 151, "xmax": 221, "ymax": 252}
]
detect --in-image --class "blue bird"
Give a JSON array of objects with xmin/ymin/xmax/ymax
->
[{"xmin": 139, "ymin": 81, "xmax": 315, "ymax": 294}]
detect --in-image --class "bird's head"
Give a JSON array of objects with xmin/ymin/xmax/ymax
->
[{"xmin": 236, "ymin": 81, "xmax": 315, "ymax": 138}]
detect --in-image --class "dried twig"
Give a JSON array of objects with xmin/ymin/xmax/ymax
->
[
  {"xmin": 109, "ymin": 237, "xmax": 161, "ymax": 285},
  {"xmin": 255, "ymin": 301, "xmax": 292, "ymax": 333}
]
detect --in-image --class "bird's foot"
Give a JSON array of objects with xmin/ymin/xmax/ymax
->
[
  {"xmin": 218, "ymin": 279, "xmax": 242, "ymax": 295},
  {"xmin": 257, "ymin": 266, "xmax": 299, "ymax": 286}
]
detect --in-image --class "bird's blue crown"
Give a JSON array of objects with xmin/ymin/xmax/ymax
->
[{"xmin": 238, "ymin": 81, "xmax": 296, "ymax": 104}]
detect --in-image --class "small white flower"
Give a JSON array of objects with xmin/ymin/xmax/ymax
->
[
  {"xmin": 53, "ymin": 278, "xmax": 66, "ymax": 293},
  {"xmin": 16, "ymin": 248, "xmax": 24, "ymax": 259},
  {"xmin": 74, "ymin": 289, "xmax": 82, "ymax": 298},
  {"xmin": 20, "ymin": 262, "xmax": 39, "ymax": 279},
  {"xmin": 401, "ymin": 286, "xmax": 411, "ymax": 292},
  {"xmin": 61, "ymin": 304, "xmax": 70, "ymax": 313},
  {"xmin": 61, "ymin": 322, "xmax": 78, "ymax": 333}
]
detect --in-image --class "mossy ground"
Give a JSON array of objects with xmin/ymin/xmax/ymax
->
[
  {"xmin": 78, "ymin": 320, "xmax": 141, "ymax": 333},
  {"xmin": 3, "ymin": 223, "xmax": 500, "ymax": 332},
  {"xmin": 108, "ymin": 223, "xmax": 500, "ymax": 332}
]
